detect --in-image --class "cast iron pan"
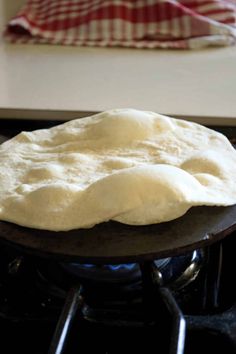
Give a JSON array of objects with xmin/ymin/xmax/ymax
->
[{"xmin": 0, "ymin": 205, "xmax": 236, "ymax": 264}]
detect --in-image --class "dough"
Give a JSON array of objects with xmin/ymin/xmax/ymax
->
[{"xmin": 0, "ymin": 108, "xmax": 236, "ymax": 231}]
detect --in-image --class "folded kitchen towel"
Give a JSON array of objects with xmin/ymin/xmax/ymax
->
[{"xmin": 4, "ymin": 0, "xmax": 236, "ymax": 49}]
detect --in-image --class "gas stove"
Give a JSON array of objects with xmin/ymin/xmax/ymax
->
[{"xmin": 1, "ymin": 119, "xmax": 236, "ymax": 354}]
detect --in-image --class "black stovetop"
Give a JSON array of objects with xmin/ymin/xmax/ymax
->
[
  {"xmin": 1, "ymin": 120, "xmax": 236, "ymax": 354},
  {"xmin": 1, "ymin": 233, "xmax": 236, "ymax": 354}
]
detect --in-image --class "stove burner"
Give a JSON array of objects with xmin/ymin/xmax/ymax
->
[
  {"xmin": 60, "ymin": 258, "xmax": 169, "ymax": 284},
  {"xmin": 60, "ymin": 250, "xmax": 203, "ymax": 290}
]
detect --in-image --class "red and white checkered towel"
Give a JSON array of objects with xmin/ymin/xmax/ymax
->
[{"xmin": 4, "ymin": 0, "xmax": 236, "ymax": 49}]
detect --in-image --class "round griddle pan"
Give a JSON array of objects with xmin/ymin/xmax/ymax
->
[{"xmin": 0, "ymin": 205, "xmax": 235, "ymax": 264}]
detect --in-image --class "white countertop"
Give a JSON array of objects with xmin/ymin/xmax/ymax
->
[{"xmin": 0, "ymin": 0, "xmax": 236, "ymax": 125}]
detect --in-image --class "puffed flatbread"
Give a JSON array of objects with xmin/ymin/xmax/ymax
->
[{"xmin": 0, "ymin": 108, "xmax": 236, "ymax": 231}]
